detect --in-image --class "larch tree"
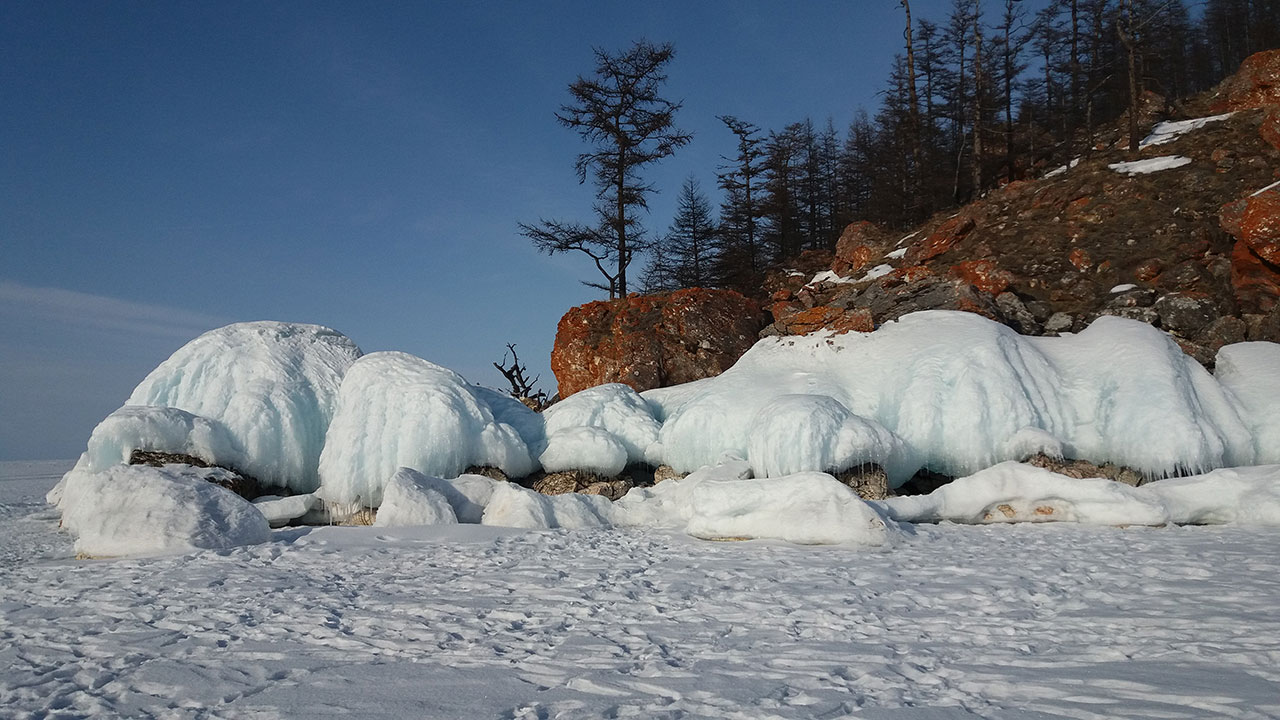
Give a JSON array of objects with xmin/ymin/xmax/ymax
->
[{"xmin": 520, "ymin": 40, "xmax": 691, "ymax": 299}]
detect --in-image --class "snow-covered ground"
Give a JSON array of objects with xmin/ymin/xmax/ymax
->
[{"xmin": 5, "ymin": 461, "xmax": 1280, "ymax": 719}]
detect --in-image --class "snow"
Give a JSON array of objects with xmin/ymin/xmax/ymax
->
[
  {"xmin": 480, "ymin": 483, "xmax": 613, "ymax": 529},
  {"xmin": 647, "ymin": 311, "xmax": 1253, "ymax": 485},
  {"xmin": 1251, "ymin": 178, "xmax": 1280, "ymax": 197},
  {"xmin": 58, "ymin": 464, "xmax": 270, "ymax": 557},
  {"xmin": 1143, "ymin": 465, "xmax": 1280, "ymax": 525},
  {"xmin": 125, "ymin": 321, "xmax": 362, "ymax": 492},
  {"xmin": 858, "ymin": 263, "xmax": 895, "ymax": 281},
  {"xmin": 1140, "ymin": 112, "xmax": 1234, "ymax": 148},
  {"xmin": 539, "ymin": 426, "xmax": 629, "ymax": 475},
  {"xmin": 373, "ymin": 468, "xmax": 459, "ymax": 527},
  {"xmin": 1108, "ymin": 155, "xmax": 1193, "ymax": 175},
  {"xmin": 885, "ymin": 246, "xmax": 908, "ymax": 259},
  {"xmin": 808, "ymin": 269, "xmax": 855, "ymax": 285},
  {"xmin": 1110, "ymin": 283, "xmax": 1138, "ymax": 293},
  {"xmin": 876, "ymin": 461, "xmax": 1169, "ymax": 526},
  {"xmin": 7, "ymin": 464, "xmax": 1280, "ymax": 718},
  {"xmin": 745, "ymin": 394, "xmax": 909, "ymax": 479},
  {"xmin": 68, "ymin": 404, "xmax": 244, "ymax": 478},
  {"xmin": 315, "ymin": 351, "xmax": 539, "ymax": 511},
  {"xmin": 1216, "ymin": 342, "xmax": 1280, "ymax": 464},
  {"xmin": 1044, "ymin": 157, "xmax": 1081, "ymax": 178}
]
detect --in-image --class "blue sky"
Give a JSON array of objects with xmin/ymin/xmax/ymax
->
[{"xmin": 1, "ymin": 0, "xmax": 1043, "ymax": 460}]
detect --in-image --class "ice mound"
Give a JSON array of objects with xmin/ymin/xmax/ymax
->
[
  {"xmin": 252, "ymin": 493, "xmax": 322, "ymax": 528},
  {"xmin": 541, "ymin": 383, "xmax": 661, "ymax": 467},
  {"xmin": 60, "ymin": 464, "xmax": 271, "ymax": 557},
  {"xmin": 73, "ymin": 405, "xmax": 245, "ymax": 476},
  {"xmin": 876, "ymin": 462, "xmax": 1170, "ymax": 526},
  {"xmin": 614, "ymin": 458, "xmax": 754, "ymax": 528},
  {"xmin": 684, "ymin": 472, "xmax": 893, "ymax": 546},
  {"xmin": 481, "ymin": 483, "xmax": 614, "ymax": 530},
  {"xmin": 745, "ymin": 394, "xmax": 909, "ymax": 479},
  {"xmin": 1142, "ymin": 466, "xmax": 1280, "ymax": 525},
  {"xmin": 125, "ymin": 321, "xmax": 363, "ymax": 492},
  {"xmin": 645, "ymin": 311, "xmax": 1254, "ymax": 484},
  {"xmin": 1215, "ymin": 342, "xmax": 1280, "ymax": 464},
  {"xmin": 539, "ymin": 427, "xmax": 628, "ymax": 475},
  {"xmin": 373, "ymin": 468, "xmax": 459, "ymax": 527},
  {"xmin": 316, "ymin": 352, "xmax": 539, "ymax": 509}
]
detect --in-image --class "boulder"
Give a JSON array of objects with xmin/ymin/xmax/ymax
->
[
  {"xmin": 1208, "ymin": 49, "xmax": 1280, "ymax": 111},
  {"xmin": 551, "ymin": 288, "xmax": 767, "ymax": 397},
  {"xmin": 766, "ymin": 305, "xmax": 874, "ymax": 337},
  {"xmin": 1153, "ymin": 292, "xmax": 1220, "ymax": 338},
  {"xmin": 1023, "ymin": 453, "xmax": 1146, "ymax": 487},
  {"xmin": 832, "ymin": 221, "xmax": 889, "ymax": 275},
  {"xmin": 859, "ymin": 275, "xmax": 1003, "ymax": 324},
  {"xmin": 1236, "ymin": 190, "xmax": 1280, "ymax": 265},
  {"xmin": 950, "ymin": 259, "xmax": 1015, "ymax": 295},
  {"xmin": 1231, "ymin": 240, "xmax": 1280, "ymax": 313},
  {"xmin": 833, "ymin": 465, "xmax": 892, "ymax": 501},
  {"xmin": 907, "ymin": 214, "xmax": 976, "ymax": 264},
  {"xmin": 128, "ymin": 449, "xmax": 260, "ymax": 500}
]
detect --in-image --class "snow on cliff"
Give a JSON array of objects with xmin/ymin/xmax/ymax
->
[
  {"xmin": 315, "ymin": 352, "xmax": 541, "ymax": 510},
  {"xmin": 124, "ymin": 322, "xmax": 363, "ymax": 492}
]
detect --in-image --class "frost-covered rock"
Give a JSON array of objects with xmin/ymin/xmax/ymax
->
[
  {"xmin": 1142, "ymin": 465, "xmax": 1280, "ymax": 525},
  {"xmin": 684, "ymin": 472, "xmax": 894, "ymax": 546},
  {"xmin": 125, "ymin": 322, "xmax": 362, "ymax": 492},
  {"xmin": 480, "ymin": 483, "xmax": 613, "ymax": 530},
  {"xmin": 876, "ymin": 462, "xmax": 1170, "ymax": 526},
  {"xmin": 70, "ymin": 405, "xmax": 245, "ymax": 478},
  {"xmin": 60, "ymin": 464, "xmax": 271, "ymax": 557},
  {"xmin": 1215, "ymin": 342, "xmax": 1280, "ymax": 464},
  {"xmin": 645, "ymin": 311, "xmax": 1254, "ymax": 485},
  {"xmin": 316, "ymin": 352, "xmax": 539, "ymax": 509},
  {"xmin": 373, "ymin": 468, "xmax": 459, "ymax": 527},
  {"xmin": 541, "ymin": 383, "xmax": 661, "ymax": 467}
]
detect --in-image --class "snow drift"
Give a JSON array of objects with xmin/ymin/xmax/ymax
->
[
  {"xmin": 124, "ymin": 321, "xmax": 363, "ymax": 492},
  {"xmin": 315, "ymin": 352, "xmax": 541, "ymax": 510}
]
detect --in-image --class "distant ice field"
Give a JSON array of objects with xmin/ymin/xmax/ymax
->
[{"xmin": 3, "ymin": 462, "xmax": 1280, "ymax": 719}]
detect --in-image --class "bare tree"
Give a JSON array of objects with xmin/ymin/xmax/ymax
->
[{"xmin": 492, "ymin": 344, "xmax": 548, "ymax": 409}]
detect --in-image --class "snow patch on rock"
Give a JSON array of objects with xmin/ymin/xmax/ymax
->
[{"xmin": 1108, "ymin": 155, "xmax": 1192, "ymax": 175}]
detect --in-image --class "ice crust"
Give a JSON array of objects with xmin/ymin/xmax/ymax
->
[
  {"xmin": 125, "ymin": 322, "xmax": 362, "ymax": 492},
  {"xmin": 645, "ymin": 312, "xmax": 1255, "ymax": 485},
  {"xmin": 1215, "ymin": 342, "xmax": 1280, "ymax": 465},
  {"xmin": 315, "ymin": 352, "xmax": 540, "ymax": 509},
  {"xmin": 60, "ymin": 464, "xmax": 270, "ymax": 557}
]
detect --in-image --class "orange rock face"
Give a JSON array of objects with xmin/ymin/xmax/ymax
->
[
  {"xmin": 1239, "ymin": 190, "xmax": 1280, "ymax": 265},
  {"xmin": 950, "ymin": 259, "xmax": 1015, "ymax": 295},
  {"xmin": 1210, "ymin": 49, "xmax": 1280, "ymax": 111},
  {"xmin": 1231, "ymin": 240, "xmax": 1280, "ymax": 313},
  {"xmin": 551, "ymin": 289, "xmax": 767, "ymax": 398},
  {"xmin": 1261, "ymin": 109, "xmax": 1280, "ymax": 152},
  {"xmin": 908, "ymin": 214, "xmax": 976, "ymax": 264},
  {"xmin": 832, "ymin": 221, "xmax": 888, "ymax": 275},
  {"xmin": 771, "ymin": 306, "xmax": 874, "ymax": 336}
]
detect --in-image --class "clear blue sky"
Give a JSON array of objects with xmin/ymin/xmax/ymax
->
[{"xmin": 1, "ymin": 0, "xmax": 1044, "ymax": 460}]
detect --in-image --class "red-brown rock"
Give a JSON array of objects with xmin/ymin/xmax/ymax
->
[
  {"xmin": 772, "ymin": 306, "xmax": 874, "ymax": 336},
  {"xmin": 1231, "ymin": 240, "xmax": 1280, "ymax": 313},
  {"xmin": 1261, "ymin": 109, "xmax": 1280, "ymax": 152},
  {"xmin": 950, "ymin": 259, "xmax": 1015, "ymax": 295},
  {"xmin": 907, "ymin": 214, "xmax": 976, "ymax": 264},
  {"xmin": 1238, "ymin": 190, "xmax": 1280, "ymax": 265},
  {"xmin": 832, "ymin": 222, "xmax": 888, "ymax": 275},
  {"xmin": 1209, "ymin": 49, "xmax": 1280, "ymax": 111},
  {"xmin": 882, "ymin": 265, "xmax": 934, "ymax": 286},
  {"xmin": 551, "ymin": 289, "xmax": 768, "ymax": 397}
]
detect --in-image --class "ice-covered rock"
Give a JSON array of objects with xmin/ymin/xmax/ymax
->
[
  {"xmin": 645, "ymin": 311, "xmax": 1253, "ymax": 485},
  {"xmin": 684, "ymin": 472, "xmax": 894, "ymax": 546},
  {"xmin": 875, "ymin": 462, "xmax": 1170, "ymax": 526},
  {"xmin": 480, "ymin": 483, "xmax": 614, "ymax": 530},
  {"xmin": 316, "ymin": 352, "xmax": 539, "ymax": 510},
  {"xmin": 1215, "ymin": 342, "xmax": 1280, "ymax": 464},
  {"xmin": 125, "ymin": 321, "xmax": 362, "ymax": 492},
  {"xmin": 539, "ymin": 427, "xmax": 628, "ymax": 476},
  {"xmin": 1142, "ymin": 465, "xmax": 1280, "ymax": 525},
  {"xmin": 745, "ymin": 394, "xmax": 909, "ymax": 479},
  {"xmin": 373, "ymin": 468, "xmax": 459, "ymax": 527},
  {"xmin": 60, "ymin": 464, "xmax": 271, "ymax": 557},
  {"xmin": 252, "ymin": 493, "xmax": 322, "ymax": 528},
  {"xmin": 541, "ymin": 383, "xmax": 661, "ymax": 466},
  {"xmin": 72, "ymin": 405, "xmax": 245, "ymax": 477}
]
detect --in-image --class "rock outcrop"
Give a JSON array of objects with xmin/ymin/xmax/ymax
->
[{"xmin": 551, "ymin": 288, "xmax": 767, "ymax": 398}]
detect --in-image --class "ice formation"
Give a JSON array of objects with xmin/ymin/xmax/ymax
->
[
  {"xmin": 481, "ymin": 483, "xmax": 614, "ymax": 530},
  {"xmin": 59, "ymin": 464, "xmax": 270, "ymax": 557},
  {"xmin": 316, "ymin": 352, "xmax": 540, "ymax": 510},
  {"xmin": 1143, "ymin": 465, "xmax": 1280, "ymax": 526},
  {"xmin": 539, "ymin": 427, "xmax": 629, "ymax": 475},
  {"xmin": 72, "ymin": 405, "xmax": 244, "ymax": 477},
  {"xmin": 745, "ymin": 394, "xmax": 909, "ymax": 479},
  {"xmin": 646, "ymin": 312, "xmax": 1254, "ymax": 485},
  {"xmin": 125, "ymin": 321, "xmax": 362, "ymax": 492},
  {"xmin": 541, "ymin": 383, "xmax": 661, "ymax": 467},
  {"xmin": 876, "ymin": 462, "xmax": 1170, "ymax": 526},
  {"xmin": 373, "ymin": 468, "xmax": 459, "ymax": 527},
  {"xmin": 1215, "ymin": 342, "xmax": 1280, "ymax": 464},
  {"xmin": 252, "ymin": 493, "xmax": 322, "ymax": 528}
]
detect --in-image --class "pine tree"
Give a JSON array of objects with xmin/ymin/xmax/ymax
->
[
  {"xmin": 648, "ymin": 176, "xmax": 719, "ymax": 289},
  {"xmin": 520, "ymin": 41, "xmax": 691, "ymax": 299},
  {"xmin": 716, "ymin": 115, "xmax": 768, "ymax": 294}
]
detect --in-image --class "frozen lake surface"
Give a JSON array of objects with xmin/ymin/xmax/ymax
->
[{"xmin": 3, "ymin": 460, "xmax": 1280, "ymax": 719}]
